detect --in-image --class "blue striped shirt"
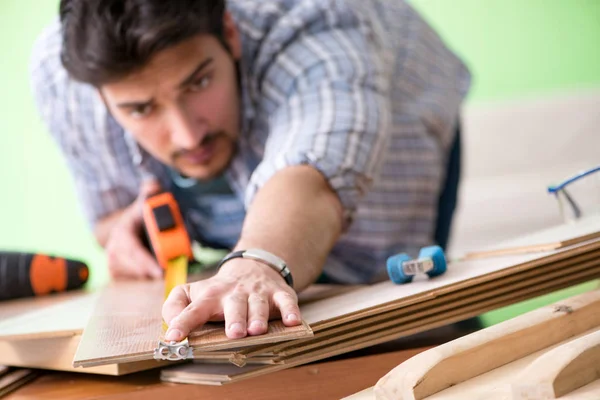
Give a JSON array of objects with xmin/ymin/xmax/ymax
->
[{"xmin": 29, "ymin": 0, "xmax": 471, "ymax": 284}]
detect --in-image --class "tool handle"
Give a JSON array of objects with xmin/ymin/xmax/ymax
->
[{"xmin": 0, "ymin": 252, "xmax": 89, "ymax": 301}]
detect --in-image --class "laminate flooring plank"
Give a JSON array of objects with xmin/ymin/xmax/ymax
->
[
  {"xmin": 232, "ymin": 253, "xmax": 600, "ymax": 362},
  {"xmin": 301, "ymin": 239, "xmax": 600, "ymax": 330},
  {"xmin": 0, "ymin": 293, "xmax": 98, "ymax": 341},
  {"xmin": 188, "ymin": 320, "xmax": 313, "ymax": 351},
  {"xmin": 72, "ymin": 281, "xmax": 164, "ymax": 368},
  {"xmin": 466, "ymin": 215, "xmax": 600, "ymax": 259}
]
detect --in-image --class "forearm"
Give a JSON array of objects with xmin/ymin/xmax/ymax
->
[{"xmin": 234, "ymin": 165, "xmax": 344, "ymax": 291}]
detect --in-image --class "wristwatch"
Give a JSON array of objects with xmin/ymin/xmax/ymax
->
[{"xmin": 217, "ymin": 248, "xmax": 294, "ymax": 288}]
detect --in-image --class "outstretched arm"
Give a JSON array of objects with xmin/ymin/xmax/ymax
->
[{"xmin": 162, "ymin": 165, "xmax": 344, "ymax": 340}]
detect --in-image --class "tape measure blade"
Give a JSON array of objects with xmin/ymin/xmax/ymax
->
[{"xmin": 164, "ymin": 256, "xmax": 188, "ymax": 300}]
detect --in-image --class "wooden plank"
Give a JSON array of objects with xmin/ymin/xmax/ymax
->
[
  {"xmin": 373, "ymin": 290, "xmax": 600, "ymax": 400},
  {"xmin": 0, "ymin": 293, "xmax": 98, "ymax": 341},
  {"xmin": 0, "ymin": 290, "xmax": 91, "ymax": 322},
  {"xmin": 423, "ymin": 330, "xmax": 600, "ymax": 400},
  {"xmin": 74, "ymin": 225, "xmax": 600, "ymax": 370},
  {"xmin": 233, "ymin": 253, "xmax": 600, "ymax": 363},
  {"xmin": 275, "ymin": 256, "xmax": 600, "ymax": 356},
  {"xmin": 272, "ymin": 273, "xmax": 600, "ymax": 365},
  {"xmin": 212, "ymin": 252, "xmax": 600, "ymax": 365},
  {"xmin": 72, "ymin": 280, "xmax": 164, "ymax": 368},
  {"xmin": 188, "ymin": 320, "xmax": 313, "ymax": 351},
  {"xmin": 0, "ymin": 335, "xmax": 171, "ymax": 376},
  {"xmin": 465, "ymin": 215, "xmax": 600, "ymax": 259},
  {"xmin": 74, "ymin": 280, "xmax": 313, "ymax": 367},
  {"xmin": 301, "ymin": 239, "xmax": 600, "ymax": 330},
  {"xmin": 187, "ymin": 274, "xmax": 600, "ymax": 384},
  {"xmin": 0, "ymin": 369, "xmax": 38, "ymax": 399},
  {"xmin": 273, "ymin": 265, "xmax": 600, "ymax": 360},
  {"xmin": 513, "ymin": 328, "xmax": 600, "ymax": 399}
]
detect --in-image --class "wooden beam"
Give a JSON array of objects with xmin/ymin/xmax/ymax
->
[
  {"xmin": 373, "ymin": 290, "xmax": 600, "ymax": 400},
  {"xmin": 513, "ymin": 328, "xmax": 600, "ymax": 399}
]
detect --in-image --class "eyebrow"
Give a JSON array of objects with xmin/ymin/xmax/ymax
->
[
  {"xmin": 178, "ymin": 57, "xmax": 214, "ymax": 89},
  {"xmin": 116, "ymin": 58, "xmax": 214, "ymax": 110}
]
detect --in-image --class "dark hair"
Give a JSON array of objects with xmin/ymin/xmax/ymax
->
[{"xmin": 59, "ymin": 0, "xmax": 226, "ymax": 86}]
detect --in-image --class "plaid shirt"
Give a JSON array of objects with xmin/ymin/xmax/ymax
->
[{"xmin": 30, "ymin": 0, "xmax": 470, "ymax": 284}]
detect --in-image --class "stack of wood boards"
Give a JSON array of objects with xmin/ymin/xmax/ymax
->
[
  {"xmin": 69, "ymin": 217, "xmax": 600, "ymax": 385},
  {"xmin": 347, "ymin": 288, "xmax": 600, "ymax": 400}
]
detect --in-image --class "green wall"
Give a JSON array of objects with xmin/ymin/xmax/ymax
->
[{"xmin": 1, "ymin": 1, "xmax": 599, "ymax": 317}]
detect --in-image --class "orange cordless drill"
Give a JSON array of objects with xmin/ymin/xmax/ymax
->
[{"xmin": 0, "ymin": 252, "xmax": 89, "ymax": 301}]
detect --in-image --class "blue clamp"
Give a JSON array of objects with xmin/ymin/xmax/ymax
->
[{"xmin": 386, "ymin": 245, "xmax": 447, "ymax": 284}]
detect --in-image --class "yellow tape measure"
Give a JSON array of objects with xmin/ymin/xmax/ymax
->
[
  {"xmin": 155, "ymin": 256, "xmax": 193, "ymax": 361},
  {"xmin": 161, "ymin": 255, "xmax": 188, "ymax": 333},
  {"xmin": 164, "ymin": 255, "xmax": 189, "ymax": 299}
]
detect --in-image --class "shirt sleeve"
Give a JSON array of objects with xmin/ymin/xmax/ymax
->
[
  {"xmin": 245, "ymin": 23, "xmax": 392, "ymax": 226},
  {"xmin": 28, "ymin": 19, "xmax": 141, "ymax": 228}
]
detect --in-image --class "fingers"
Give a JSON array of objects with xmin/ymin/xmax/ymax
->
[
  {"xmin": 247, "ymin": 293, "xmax": 269, "ymax": 336},
  {"xmin": 164, "ymin": 295, "xmax": 217, "ymax": 342},
  {"xmin": 162, "ymin": 285, "xmax": 191, "ymax": 327},
  {"xmin": 273, "ymin": 291, "xmax": 302, "ymax": 326},
  {"xmin": 223, "ymin": 293, "xmax": 249, "ymax": 339},
  {"xmin": 107, "ymin": 233, "xmax": 163, "ymax": 280}
]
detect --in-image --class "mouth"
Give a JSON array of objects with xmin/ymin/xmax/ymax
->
[{"xmin": 176, "ymin": 134, "xmax": 219, "ymax": 166}]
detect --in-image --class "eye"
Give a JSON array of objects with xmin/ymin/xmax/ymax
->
[
  {"xmin": 130, "ymin": 104, "xmax": 153, "ymax": 119},
  {"xmin": 189, "ymin": 74, "xmax": 212, "ymax": 92}
]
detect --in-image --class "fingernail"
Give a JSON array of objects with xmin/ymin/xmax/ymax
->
[
  {"xmin": 286, "ymin": 314, "xmax": 300, "ymax": 323},
  {"xmin": 249, "ymin": 320, "xmax": 265, "ymax": 331},
  {"xmin": 229, "ymin": 322, "xmax": 245, "ymax": 335},
  {"xmin": 165, "ymin": 328, "xmax": 183, "ymax": 341}
]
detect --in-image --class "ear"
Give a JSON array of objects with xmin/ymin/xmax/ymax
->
[{"xmin": 222, "ymin": 11, "xmax": 242, "ymax": 60}]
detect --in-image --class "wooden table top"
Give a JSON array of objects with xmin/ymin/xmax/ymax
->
[
  {"xmin": 4, "ymin": 317, "xmax": 482, "ymax": 400},
  {"xmin": 4, "ymin": 347, "xmax": 430, "ymax": 400}
]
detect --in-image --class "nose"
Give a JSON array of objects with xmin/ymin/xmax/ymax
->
[{"xmin": 168, "ymin": 107, "xmax": 208, "ymax": 149}]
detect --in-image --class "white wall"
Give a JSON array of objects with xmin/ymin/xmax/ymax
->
[{"xmin": 448, "ymin": 88, "xmax": 600, "ymax": 256}]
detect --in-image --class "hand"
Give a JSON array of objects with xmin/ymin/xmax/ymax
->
[
  {"xmin": 105, "ymin": 179, "xmax": 164, "ymax": 280},
  {"xmin": 162, "ymin": 259, "xmax": 302, "ymax": 340}
]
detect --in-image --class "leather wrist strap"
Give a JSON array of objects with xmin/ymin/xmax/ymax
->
[{"xmin": 217, "ymin": 249, "xmax": 294, "ymax": 288}]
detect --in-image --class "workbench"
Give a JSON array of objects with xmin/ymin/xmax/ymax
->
[{"xmin": 4, "ymin": 321, "xmax": 479, "ymax": 400}]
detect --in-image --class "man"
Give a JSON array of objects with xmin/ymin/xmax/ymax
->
[{"xmin": 30, "ymin": 0, "xmax": 470, "ymax": 341}]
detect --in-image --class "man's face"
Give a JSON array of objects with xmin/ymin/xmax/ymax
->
[{"xmin": 101, "ymin": 15, "xmax": 242, "ymax": 181}]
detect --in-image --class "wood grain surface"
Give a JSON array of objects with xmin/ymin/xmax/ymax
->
[
  {"xmin": 72, "ymin": 280, "xmax": 165, "ymax": 367},
  {"xmin": 374, "ymin": 290, "xmax": 600, "ymax": 399},
  {"xmin": 514, "ymin": 327, "xmax": 600, "ymax": 398},
  {"xmin": 5, "ymin": 348, "xmax": 432, "ymax": 400},
  {"xmin": 227, "ymin": 252, "xmax": 600, "ymax": 364},
  {"xmin": 188, "ymin": 320, "xmax": 313, "ymax": 351}
]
